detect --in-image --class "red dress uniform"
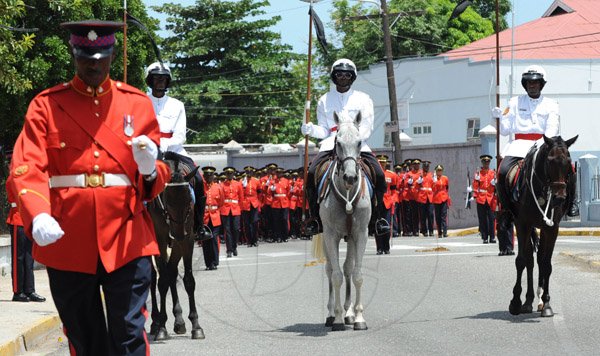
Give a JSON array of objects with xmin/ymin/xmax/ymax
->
[
  {"xmin": 473, "ymin": 168, "xmax": 496, "ymax": 206},
  {"xmin": 204, "ymin": 180, "xmax": 224, "ymax": 226},
  {"xmin": 220, "ymin": 179, "xmax": 244, "ymax": 216},
  {"xmin": 242, "ymin": 177, "xmax": 261, "ymax": 212},
  {"xmin": 383, "ymin": 170, "xmax": 397, "ymax": 210},
  {"xmin": 5, "ymin": 179, "xmax": 23, "ymax": 227},
  {"xmin": 270, "ymin": 177, "xmax": 290, "ymax": 209},
  {"xmin": 8, "ymin": 76, "xmax": 170, "ymax": 274},
  {"xmin": 432, "ymin": 175, "xmax": 450, "ymax": 204},
  {"xmin": 416, "ymin": 172, "xmax": 434, "ymax": 204}
]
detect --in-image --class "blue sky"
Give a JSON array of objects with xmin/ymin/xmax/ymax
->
[{"xmin": 143, "ymin": 0, "xmax": 556, "ymax": 53}]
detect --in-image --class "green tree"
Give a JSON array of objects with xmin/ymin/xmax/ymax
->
[
  {"xmin": 154, "ymin": 0, "xmax": 305, "ymax": 144},
  {"xmin": 0, "ymin": 0, "xmax": 157, "ymax": 148},
  {"xmin": 327, "ymin": 0, "xmax": 511, "ymax": 70}
]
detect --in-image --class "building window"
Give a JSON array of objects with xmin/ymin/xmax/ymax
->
[
  {"xmin": 412, "ymin": 124, "xmax": 431, "ymax": 136},
  {"xmin": 467, "ymin": 118, "xmax": 480, "ymax": 140}
]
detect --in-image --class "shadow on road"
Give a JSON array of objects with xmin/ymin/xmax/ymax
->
[
  {"xmin": 278, "ymin": 323, "xmax": 330, "ymax": 337},
  {"xmin": 454, "ymin": 310, "xmax": 542, "ymax": 323}
]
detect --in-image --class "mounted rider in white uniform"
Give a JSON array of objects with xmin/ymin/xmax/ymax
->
[
  {"xmin": 301, "ymin": 58, "xmax": 390, "ymax": 235},
  {"xmin": 145, "ymin": 62, "xmax": 208, "ymax": 240}
]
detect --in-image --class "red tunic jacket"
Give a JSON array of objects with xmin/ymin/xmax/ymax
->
[
  {"xmin": 432, "ymin": 175, "xmax": 449, "ymax": 204},
  {"xmin": 473, "ymin": 168, "xmax": 496, "ymax": 206},
  {"xmin": 204, "ymin": 181, "xmax": 223, "ymax": 226},
  {"xmin": 220, "ymin": 179, "xmax": 244, "ymax": 216},
  {"xmin": 8, "ymin": 76, "xmax": 170, "ymax": 274}
]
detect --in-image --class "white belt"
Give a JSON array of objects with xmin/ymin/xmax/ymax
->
[
  {"xmin": 209, "ymin": 205, "xmax": 219, "ymax": 210},
  {"xmin": 10, "ymin": 202, "xmax": 17, "ymax": 208},
  {"xmin": 224, "ymin": 199, "xmax": 238, "ymax": 203},
  {"xmin": 478, "ymin": 189, "xmax": 488, "ymax": 193},
  {"xmin": 419, "ymin": 188, "xmax": 432, "ymax": 191},
  {"xmin": 274, "ymin": 194, "xmax": 287, "ymax": 197},
  {"xmin": 49, "ymin": 173, "xmax": 131, "ymax": 188}
]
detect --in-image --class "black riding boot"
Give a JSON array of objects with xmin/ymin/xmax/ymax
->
[
  {"xmin": 303, "ymin": 185, "xmax": 321, "ymax": 236},
  {"xmin": 194, "ymin": 195, "xmax": 211, "ymax": 242}
]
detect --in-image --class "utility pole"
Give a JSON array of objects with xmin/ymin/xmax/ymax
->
[{"xmin": 379, "ymin": 0, "xmax": 402, "ymax": 165}]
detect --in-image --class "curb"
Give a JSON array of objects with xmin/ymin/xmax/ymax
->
[
  {"xmin": 560, "ymin": 251, "xmax": 600, "ymax": 271},
  {"xmin": 0, "ymin": 315, "xmax": 62, "ymax": 356},
  {"xmin": 446, "ymin": 227, "xmax": 600, "ymax": 238}
]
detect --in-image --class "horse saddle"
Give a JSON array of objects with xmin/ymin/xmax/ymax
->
[
  {"xmin": 506, "ymin": 159, "xmax": 525, "ymax": 203},
  {"xmin": 314, "ymin": 158, "xmax": 375, "ymax": 204}
]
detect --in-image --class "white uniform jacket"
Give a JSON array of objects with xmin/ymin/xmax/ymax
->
[
  {"xmin": 311, "ymin": 88, "xmax": 375, "ymax": 152},
  {"xmin": 500, "ymin": 94, "xmax": 560, "ymax": 158},
  {"xmin": 149, "ymin": 93, "xmax": 189, "ymax": 156}
]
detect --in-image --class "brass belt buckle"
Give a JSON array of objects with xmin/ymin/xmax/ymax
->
[{"xmin": 86, "ymin": 173, "xmax": 105, "ymax": 187}]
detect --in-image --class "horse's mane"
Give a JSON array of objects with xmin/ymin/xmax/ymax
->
[{"xmin": 162, "ymin": 151, "xmax": 195, "ymax": 182}]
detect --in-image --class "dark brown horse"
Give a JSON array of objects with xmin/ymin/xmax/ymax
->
[
  {"xmin": 504, "ymin": 135, "xmax": 578, "ymax": 317},
  {"xmin": 147, "ymin": 152, "xmax": 205, "ymax": 340}
]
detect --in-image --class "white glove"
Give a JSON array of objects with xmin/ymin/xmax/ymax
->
[
  {"xmin": 469, "ymin": 196, "xmax": 475, "ymax": 202},
  {"xmin": 490, "ymin": 178, "xmax": 496, "ymax": 186},
  {"xmin": 475, "ymin": 173, "xmax": 480, "ymax": 181},
  {"xmin": 417, "ymin": 176, "xmax": 423, "ymax": 184},
  {"xmin": 242, "ymin": 178, "xmax": 247, "ymax": 188},
  {"xmin": 270, "ymin": 185, "xmax": 276, "ymax": 191},
  {"xmin": 433, "ymin": 175, "xmax": 438, "ymax": 183},
  {"xmin": 290, "ymin": 186, "xmax": 295, "ymax": 193},
  {"xmin": 491, "ymin": 107, "xmax": 503, "ymax": 118},
  {"xmin": 408, "ymin": 178, "xmax": 413, "ymax": 185},
  {"xmin": 467, "ymin": 186, "xmax": 473, "ymax": 193},
  {"xmin": 32, "ymin": 213, "xmax": 64, "ymax": 246},
  {"xmin": 132, "ymin": 135, "xmax": 158, "ymax": 175},
  {"xmin": 301, "ymin": 122, "xmax": 314, "ymax": 136}
]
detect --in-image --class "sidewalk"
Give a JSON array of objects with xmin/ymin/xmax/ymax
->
[{"xmin": 0, "ymin": 226, "xmax": 598, "ymax": 355}]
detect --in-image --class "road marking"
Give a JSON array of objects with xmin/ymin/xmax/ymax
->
[{"xmin": 259, "ymin": 252, "xmax": 305, "ymax": 258}]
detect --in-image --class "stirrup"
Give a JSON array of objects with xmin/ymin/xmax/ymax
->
[
  {"xmin": 302, "ymin": 218, "xmax": 320, "ymax": 236},
  {"xmin": 195, "ymin": 225, "xmax": 213, "ymax": 242},
  {"xmin": 375, "ymin": 218, "xmax": 390, "ymax": 235}
]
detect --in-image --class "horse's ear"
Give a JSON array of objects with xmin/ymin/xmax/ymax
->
[
  {"xmin": 185, "ymin": 166, "xmax": 200, "ymax": 183},
  {"xmin": 543, "ymin": 135, "xmax": 553, "ymax": 146},
  {"xmin": 565, "ymin": 135, "xmax": 579, "ymax": 148},
  {"xmin": 334, "ymin": 112, "xmax": 340, "ymax": 125},
  {"xmin": 355, "ymin": 111, "xmax": 362, "ymax": 126}
]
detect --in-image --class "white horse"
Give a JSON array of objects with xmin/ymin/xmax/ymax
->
[{"xmin": 320, "ymin": 111, "xmax": 371, "ymax": 331}]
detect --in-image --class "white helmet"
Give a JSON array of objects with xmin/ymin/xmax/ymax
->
[
  {"xmin": 330, "ymin": 58, "xmax": 357, "ymax": 84},
  {"xmin": 521, "ymin": 65, "xmax": 546, "ymax": 89},
  {"xmin": 145, "ymin": 62, "xmax": 172, "ymax": 88}
]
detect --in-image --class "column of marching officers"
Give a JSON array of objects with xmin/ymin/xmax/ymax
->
[{"xmin": 197, "ymin": 156, "xmax": 454, "ymax": 269}]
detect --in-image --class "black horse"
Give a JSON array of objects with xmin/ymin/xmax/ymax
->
[
  {"xmin": 501, "ymin": 135, "xmax": 578, "ymax": 317},
  {"xmin": 147, "ymin": 152, "xmax": 205, "ymax": 340}
]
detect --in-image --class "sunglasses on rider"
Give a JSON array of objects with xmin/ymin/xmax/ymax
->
[{"xmin": 334, "ymin": 71, "xmax": 353, "ymax": 79}]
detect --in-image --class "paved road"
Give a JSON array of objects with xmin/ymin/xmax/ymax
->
[{"xmin": 37, "ymin": 234, "xmax": 600, "ymax": 355}]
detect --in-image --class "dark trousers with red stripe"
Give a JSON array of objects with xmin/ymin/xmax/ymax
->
[
  {"xmin": 8, "ymin": 224, "xmax": 35, "ymax": 294},
  {"xmin": 47, "ymin": 256, "xmax": 152, "ymax": 356}
]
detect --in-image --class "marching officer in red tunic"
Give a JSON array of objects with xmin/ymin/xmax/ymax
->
[
  {"xmin": 417, "ymin": 160, "xmax": 435, "ymax": 236},
  {"xmin": 432, "ymin": 165, "xmax": 450, "ymax": 238},
  {"xmin": 220, "ymin": 166, "xmax": 244, "ymax": 257},
  {"xmin": 7, "ymin": 21, "xmax": 170, "ymax": 355},
  {"xmin": 375, "ymin": 155, "xmax": 397, "ymax": 254},
  {"xmin": 472, "ymin": 154, "xmax": 497, "ymax": 244},
  {"xmin": 241, "ymin": 165, "xmax": 261, "ymax": 247},
  {"xmin": 201, "ymin": 166, "xmax": 223, "ymax": 270},
  {"xmin": 5, "ymin": 178, "xmax": 45, "ymax": 302},
  {"xmin": 268, "ymin": 167, "xmax": 291, "ymax": 243}
]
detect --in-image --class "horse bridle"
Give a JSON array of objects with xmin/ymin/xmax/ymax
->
[
  {"xmin": 157, "ymin": 181, "xmax": 193, "ymax": 228},
  {"xmin": 528, "ymin": 143, "xmax": 573, "ymax": 227},
  {"xmin": 332, "ymin": 136, "xmax": 364, "ymax": 214}
]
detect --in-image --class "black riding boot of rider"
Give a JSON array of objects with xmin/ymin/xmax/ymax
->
[{"xmin": 303, "ymin": 183, "xmax": 321, "ymax": 236}]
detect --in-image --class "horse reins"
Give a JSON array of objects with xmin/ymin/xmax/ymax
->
[{"xmin": 158, "ymin": 181, "xmax": 193, "ymax": 226}]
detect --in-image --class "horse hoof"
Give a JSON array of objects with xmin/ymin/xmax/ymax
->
[
  {"xmin": 325, "ymin": 317, "xmax": 335, "ymax": 327},
  {"xmin": 174, "ymin": 323, "xmax": 187, "ymax": 335},
  {"xmin": 354, "ymin": 322, "xmax": 368, "ymax": 331},
  {"xmin": 344, "ymin": 316, "xmax": 355, "ymax": 325},
  {"xmin": 154, "ymin": 328, "xmax": 169, "ymax": 341},
  {"xmin": 331, "ymin": 323, "xmax": 346, "ymax": 331},
  {"xmin": 191, "ymin": 328, "xmax": 206, "ymax": 339},
  {"xmin": 149, "ymin": 323, "xmax": 160, "ymax": 336},
  {"xmin": 541, "ymin": 306, "xmax": 554, "ymax": 317},
  {"xmin": 520, "ymin": 304, "xmax": 533, "ymax": 314},
  {"xmin": 509, "ymin": 300, "xmax": 522, "ymax": 315}
]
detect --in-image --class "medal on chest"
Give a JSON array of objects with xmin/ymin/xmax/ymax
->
[{"xmin": 124, "ymin": 114, "xmax": 134, "ymax": 136}]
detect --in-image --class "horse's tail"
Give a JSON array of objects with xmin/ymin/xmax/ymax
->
[{"xmin": 311, "ymin": 233, "xmax": 326, "ymax": 262}]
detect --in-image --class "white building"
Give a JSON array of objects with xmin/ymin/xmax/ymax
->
[{"xmin": 355, "ymin": 0, "xmax": 600, "ymax": 160}]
